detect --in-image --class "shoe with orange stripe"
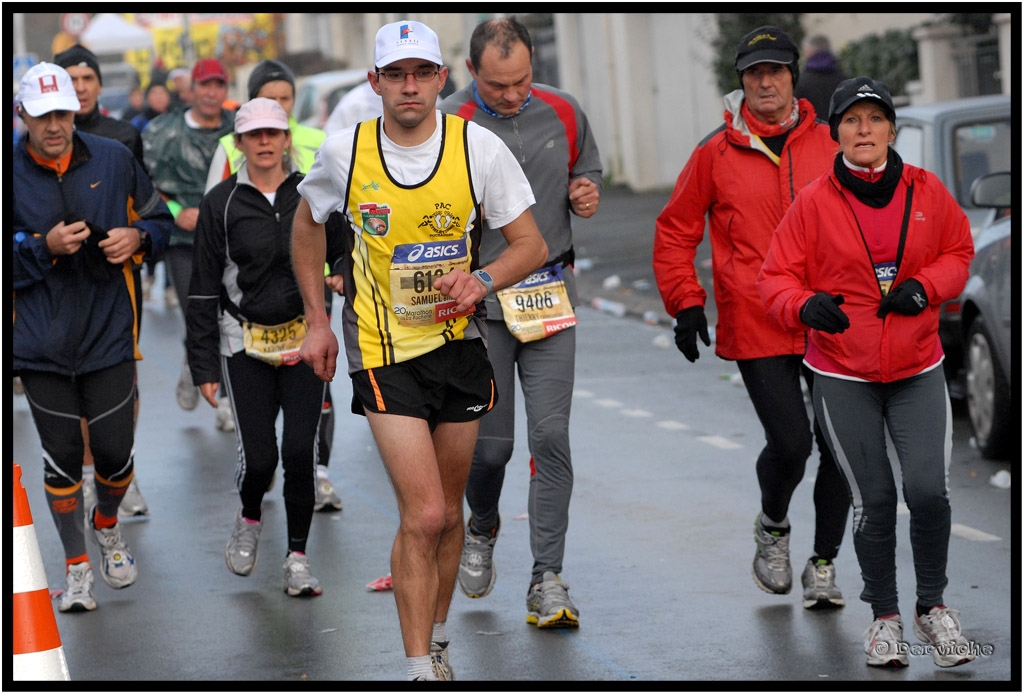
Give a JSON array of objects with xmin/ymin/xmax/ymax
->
[{"xmin": 88, "ymin": 506, "xmax": 137, "ymax": 589}]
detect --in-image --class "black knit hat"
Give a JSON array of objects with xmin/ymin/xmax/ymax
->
[
  {"xmin": 827, "ymin": 76, "xmax": 896, "ymax": 142},
  {"xmin": 54, "ymin": 44, "xmax": 102, "ymax": 85},
  {"xmin": 247, "ymin": 59, "xmax": 295, "ymax": 100}
]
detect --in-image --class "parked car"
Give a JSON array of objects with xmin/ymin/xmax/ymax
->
[
  {"xmin": 959, "ymin": 172, "xmax": 1012, "ymax": 460},
  {"xmin": 293, "ymin": 68, "xmax": 368, "ymax": 131},
  {"xmin": 893, "ymin": 94, "xmax": 1012, "ymax": 397}
]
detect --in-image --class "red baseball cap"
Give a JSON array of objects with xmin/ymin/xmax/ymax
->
[{"xmin": 192, "ymin": 57, "xmax": 228, "ymax": 84}]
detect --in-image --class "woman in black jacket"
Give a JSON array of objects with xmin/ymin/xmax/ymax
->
[{"xmin": 186, "ymin": 98, "xmax": 336, "ymax": 597}]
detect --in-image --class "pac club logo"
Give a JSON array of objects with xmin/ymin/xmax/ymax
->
[
  {"xmin": 418, "ymin": 202, "xmax": 462, "ymax": 237},
  {"xmin": 359, "ymin": 202, "xmax": 391, "ymax": 236}
]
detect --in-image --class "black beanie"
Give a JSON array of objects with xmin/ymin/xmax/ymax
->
[
  {"xmin": 247, "ymin": 60, "xmax": 295, "ymax": 100},
  {"xmin": 54, "ymin": 44, "xmax": 103, "ymax": 85}
]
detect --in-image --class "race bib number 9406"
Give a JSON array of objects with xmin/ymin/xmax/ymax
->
[{"xmin": 497, "ymin": 263, "xmax": 576, "ymax": 343}]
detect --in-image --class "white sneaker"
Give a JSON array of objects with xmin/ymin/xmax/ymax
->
[
  {"xmin": 58, "ymin": 561, "xmax": 97, "ymax": 613},
  {"xmin": 176, "ymin": 360, "xmax": 199, "ymax": 411},
  {"xmin": 282, "ymin": 551, "xmax": 322, "ymax": 597},
  {"xmin": 118, "ymin": 477, "xmax": 150, "ymax": 517},
  {"xmin": 314, "ymin": 466, "xmax": 342, "ymax": 512},
  {"xmin": 913, "ymin": 606, "xmax": 976, "ymax": 667},
  {"xmin": 88, "ymin": 506, "xmax": 138, "ymax": 589},
  {"xmin": 864, "ymin": 615, "xmax": 909, "ymax": 667},
  {"xmin": 215, "ymin": 397, "xmax": 235, "ymax": 432}
]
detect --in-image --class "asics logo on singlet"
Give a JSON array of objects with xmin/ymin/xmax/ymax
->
[{"xmin": 408, "ymin": 243, "xmax": 461, "ymax": 261}]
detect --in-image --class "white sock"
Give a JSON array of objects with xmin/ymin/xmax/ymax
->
[
  {"xmin": 316, "ymin": 465, "xmax": 329, "ymax": 480},
  {"xmin": 760, "ymin": 513, "xmax": 790, "ymax": 530},
  {"xmin": 431, "ymin": 621, "xmax": 447, "ymax": 645},
  {"xmin": 407, "ymin": 655, "xmax": 433, "ymax": 680}
]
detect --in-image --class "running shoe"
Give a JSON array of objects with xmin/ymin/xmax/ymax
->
[
  {"xmin": 282, "ymin": 551, "xmax": 323, "ymax": 597},
  {"xmin": 226, "ymin": 508, "xmax": 262, "ymax": 576},
  {"xmin": 215, "ymin": 397, "xmax": 235, "ymax": 432},
  {"xmin": 58, "ymin": 561, "xmax": 97, "ymax": 613},
  {"xmin": 430, "ymin": 641, "xmax": 455, "ymax": 681},
  {"xmin": 800, "ymin": 558, "xmax": 845, "ymax": 609},
  {"xmin": 752, "ymin": 513, "xmax": 792, "ymax": 594},
  {"xmin": 457, "ymin": 516, "xmax": 499, "ymax": 598},
  {"xmin": 526, "ymin": 571, "xmax": 580, "ymax": 628},
  {"xmin": 88, "ymin": 506, "xmax": 137, "ymax": 589},
  {"xmin": 913, "ymin": 606, "xmax": 976, "ymax": 667},
  {"xmin": 118, "ymin": 476, "xmax": 150, "ymax": 517},
  {"xmin": 864, "ymin": 615, "xmax": 909, "ymax": 667},
  {"xmin": 176, "ymin": 359, "xmax": 199, "ymax": 411},
  {"xmin": 314, "ymin": 467, "xmax": 342, "ymax": 512}
]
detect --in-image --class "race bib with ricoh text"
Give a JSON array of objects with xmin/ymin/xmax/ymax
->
[
  {"xmin": 497, "ymin": 263, "xmax": 577, "ymax": 343},
  {"xmin": 389, "ymin": 238, "xmax": 475, "ymax": 326}
]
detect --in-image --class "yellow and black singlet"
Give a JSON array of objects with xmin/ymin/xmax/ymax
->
[{"xmin": 341, "ymin": 114, "xmax": 484, "ymax": 371}]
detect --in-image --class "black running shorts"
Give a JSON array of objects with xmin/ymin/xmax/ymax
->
[{"xmin": 350, "ymin": 338, "xmax": 497, "ymax": 430}]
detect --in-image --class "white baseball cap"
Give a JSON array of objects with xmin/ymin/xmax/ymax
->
[
  {"xmin": 18, "ymin": 62, "xmax": 80, "ymax": 117},
  {"xmin": 235, "ymin": 97, "xmax": 290, "ymax": 134},
  {"xmin": 374, "ymin": 20, "xmax": 443, "ymax": 69}
]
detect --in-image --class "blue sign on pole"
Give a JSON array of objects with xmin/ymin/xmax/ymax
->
[{"xmin": 14, "ymin": 53, "xmax": 38, "ymax": 86}]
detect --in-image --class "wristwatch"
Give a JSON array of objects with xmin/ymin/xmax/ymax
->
[
  {"xmin": 138, "ymin": 230, "xmax": 152, "ymax": 256},
  {"xmin": 472, "ymin": 269, "xmax": 494, "ymax": 295}
]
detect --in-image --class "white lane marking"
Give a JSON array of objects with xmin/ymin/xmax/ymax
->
[
  {"xmin": 595, "ymin": 398, "xmax": 623, "ymax": 408},
  {"xmin": 574, "ymin": 389, "xmax": 594, "ymax": 398},
  {"xmin": 621, "ymin": 409, "xmax": 653, "ymax": 418},
  {"xmin": 697, "ymin": 435, "xmax": 743, "ymax": 450},
  {"xmin": 656, "ymin": 421, "xmax": 690, "ymax": 431},
  {"xmin": 950, "ymin": 523, "xmax": 1001, "ymax": 542}
]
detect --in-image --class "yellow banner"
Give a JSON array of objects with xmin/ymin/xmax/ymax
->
[{"xmin": 120, "ymin": 13, "xmax": 279, "ymax": 87}]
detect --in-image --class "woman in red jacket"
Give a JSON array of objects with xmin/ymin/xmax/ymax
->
[{"xmin": 758, "ymin": 77, "xmax": 976, "ymax": 669}]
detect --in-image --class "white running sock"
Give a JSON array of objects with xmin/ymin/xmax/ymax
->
[{"xmin": 407, "ymin": 655, "xmax": 433, "ymax": 680}]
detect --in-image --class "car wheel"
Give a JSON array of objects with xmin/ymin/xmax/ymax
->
[{"xmin": 964, "ymin": 316, "xmax": 1011, "ymax": 460}]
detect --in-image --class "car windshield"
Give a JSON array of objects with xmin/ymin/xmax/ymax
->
[{"xmin": 953, "ymin": 119, "xmax": 1012, "ymax": 207}]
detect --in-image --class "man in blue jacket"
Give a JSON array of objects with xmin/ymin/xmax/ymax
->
[{"xmin": 13, "ymin": 62, "xmax": 173, "ymax": 614}]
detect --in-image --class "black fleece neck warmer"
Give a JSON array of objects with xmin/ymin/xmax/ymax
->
[{"xmin": 833, "ymin": 147, "xmax": 904, "ymax": 209}]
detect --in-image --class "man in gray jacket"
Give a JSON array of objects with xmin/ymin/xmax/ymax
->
[{"xmin": 440, "ymin": 15, "xmax": 602, "ymax": 628}]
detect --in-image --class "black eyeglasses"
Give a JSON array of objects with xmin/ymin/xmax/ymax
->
[{"xmin": 377, "ymin": 68, "xmax": 439, "ymax": 83}]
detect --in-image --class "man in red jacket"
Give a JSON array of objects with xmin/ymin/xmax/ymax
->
[{"xmin": 653, "ymin": 25, "xmax": 848, "ymax": 610}]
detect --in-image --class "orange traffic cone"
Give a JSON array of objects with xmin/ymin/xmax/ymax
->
[{"xmin": 13, "ymin": 462, "xmax": 71, "ymax": 681}]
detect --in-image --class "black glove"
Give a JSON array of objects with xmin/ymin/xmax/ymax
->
[
  {"xmin": 66, "ymin": 214, "xmax": 117, "ymax": 281},
  {"xmin": 877, "ymin": 278, "xmax": 928, "ymax": 318},
  {"xmin": 673, "ymin": 306, "xmax": 711, "ymax": 363},
  {"xmin": 800, "ymin": 293, "xmax": 850, "ymax": 334}
]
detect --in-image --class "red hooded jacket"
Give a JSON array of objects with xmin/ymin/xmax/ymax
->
[
  {"xmin": 654, "ymin": 92, "xmax": 836, "ymax": 360},
  {"xmin": 757, "ymin": 163, "xmax": 974, "ymax": 383}
]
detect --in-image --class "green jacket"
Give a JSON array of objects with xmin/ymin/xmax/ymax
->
[{"xmin": 142, "ymin": 107, "xmax": 235, "ymax": 247}]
